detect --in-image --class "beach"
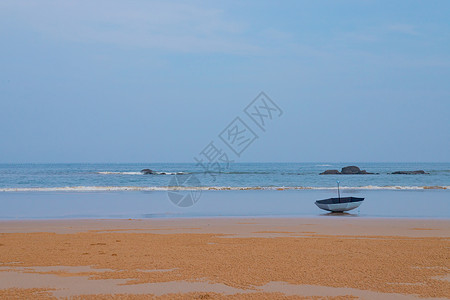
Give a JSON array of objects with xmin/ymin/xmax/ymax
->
[
  {"xmin": 3, "ymin": 0, "xmax": 450, "ymax": 298},
  {"xmin": 1, "ymin": 164, "xmax": 449, "ymax": 298},
  {"xmin": 1, "ymin": 217, "xmax": 449, "ymax": 299}
]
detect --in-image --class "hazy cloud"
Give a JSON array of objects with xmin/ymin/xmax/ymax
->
[
  {"xmin": 0, "ymin": 0, "xmax": 260, "ymax": 54},
  {"xmin": 387, "ymin": 24, "xmax": 419, "ymax": 36}
]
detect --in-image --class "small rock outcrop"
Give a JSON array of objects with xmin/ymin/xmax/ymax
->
[
  {"xmin": 392, "ymin": 170, "xmax": 429, "ymax": 175},
  {"xmin": 319, "ymin": 169, "xmax": 341, "ymax": 175},
  {"xmin": 141, "ymin": 169, "xmax": 154, "ymax": 174},
  {"xmin": 341, "ymin": 166, "xmax": 362, "ymax": 174},
  {"xmin": 320, "ymin": 166, "xmax": 374, "ymax": 175},
  {"xmin": 358, "ymin": 170, "xmax": 373, "ymax": 174}
]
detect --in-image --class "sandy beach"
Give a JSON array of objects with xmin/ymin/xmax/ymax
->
[
  {"xmin": 3, "ymin": 0, "xmax": 450, "ymax": 298},
  {"xmin": 0, "ymin": 217, "xmax": 449, "ymax": 299}
]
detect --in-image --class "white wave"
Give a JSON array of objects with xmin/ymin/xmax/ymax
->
[
  {"xmin": 154, "ymin": 172, "xmax": 186, "ymax": 175},
  {"xmin": 0, "ymin": 185, "xmax": 448, "ymax": 192},
  {"xmin": 97, "ymin": 172, "xmax": 143, "ymax": 175},
  {"xmin": 97, "ymin": 171, "xmax": 185, "ymax": 175},
  {"xmin": 316, "ymin": 164, "xmax": 332, "ymax": 167},
  {"xmin": 0, "ymin": 186, "xmax": 168, "ymax": 192}
]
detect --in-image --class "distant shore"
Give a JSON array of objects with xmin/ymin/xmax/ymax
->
[{"xmin": 0, "ymin": 218, "xmax": 449, "ymax": 299}]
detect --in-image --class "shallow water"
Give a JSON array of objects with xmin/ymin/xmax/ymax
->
[
  {"xmin": 0, "ymin": 189, "xmax": 448, "ymax": 220},
  {"xmin": 1, "ymin": 163, "xmax": 448, "ymax": 220}
]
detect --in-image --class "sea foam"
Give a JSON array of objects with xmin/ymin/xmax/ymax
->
[
  {"xmin": 97, "ymin": 171, "xmax": 185, "ymax": 175},
  {"xmin": 0, "ymin": 185, "xmax": 448, "ymax": 192}
]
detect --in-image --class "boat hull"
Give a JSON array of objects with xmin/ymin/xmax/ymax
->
[{"xmin": 315, "ymin": 197, "xmax": 364, "ymax": 212}]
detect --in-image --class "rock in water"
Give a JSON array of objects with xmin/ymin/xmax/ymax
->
[
  {"xmin": 341, "ymin": 166, "xmax": 362, "ymax": 174},
  {"xmin": 141, "ymin": 169, "xmax": 154, "ymax": 174},
  {"xmin": 358, "ymin": 170, "xmax": 372, "ymax": 174},
  {"xmin": 341, "ymin": 166, "xmax": 374, "ymax": 174},
  {"xmin": 320, "ymin": 169, "xmax": 341, "ymax": 175},
  {"xmin": 392, "ymin": 170, "xmax": 429, "ymax": 175},
  {"xmin": 320, "ymin": 166, "xmax": 374, "ymax": 175}
]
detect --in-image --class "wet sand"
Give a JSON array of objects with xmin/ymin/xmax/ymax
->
[{"xmin": 0, "ymin": 217, "xmax": 449, "ymax": 299}]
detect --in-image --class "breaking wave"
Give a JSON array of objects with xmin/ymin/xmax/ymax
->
[
  {"xmin": 0, "ymin": 185, "xmax": 448, "ymax": 192},
  {"xmin": 97, "ymin": 172, "xmax": 143, "ymax": 175},
  {"xmin": 97, "ymin": 171, "xmax": 186, "ymax": 175}
]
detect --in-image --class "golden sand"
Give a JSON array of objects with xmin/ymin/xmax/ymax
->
[
  {"xmin": 70, "ymin": 292, "xmax": 357, "ymax": 299},
  {"xmin": 0, "ymin": 218, "xmax": 449, "ymax": 299}
]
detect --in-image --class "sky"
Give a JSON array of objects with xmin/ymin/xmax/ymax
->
[{"xmin": 0, "ymin": 0, "xmax": 449, "ymax": 163}]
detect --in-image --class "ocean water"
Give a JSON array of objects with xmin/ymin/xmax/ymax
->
[
  {"xmin": 0, "ymin": 163, "xmax": 448, "ymax": 219},
  {"xmin": 0, "ymin": 162, "xmax": 449, "ymax": 191}
]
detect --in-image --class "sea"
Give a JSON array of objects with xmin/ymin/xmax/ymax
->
[{"xmin": 0, "ymin": 163, "xmax": 449, "ymax": 219}]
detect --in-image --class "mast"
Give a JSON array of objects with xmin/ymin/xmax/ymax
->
[{"xmin": 337, "ymin": 181, "xmax": 340, "ymax": 203}]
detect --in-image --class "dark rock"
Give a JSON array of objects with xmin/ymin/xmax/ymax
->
[
  {"xmin": 341, "ymin": 166, "xmax": 362, "ymax": 174},
  {"xmin": 358, "ymin": 170, "xmax": 375, "ymax": 174},
  {"xmin": 320, "ymin": 169, "xmax": 341, "ymax": 175},
  {"xmin": 392, "ymin": 170, "xmax": 429, "ymax": 175},
  {"xmin": 341, "ymin": 166, "xmax": 374, "ymax": 175},
  {"xmin": 320, "ymin": 166, "xmax": 375, "ymax": 175},
  {"xmin": 141, "ymin": 169, "xmax": 154, "ymax": 174}
]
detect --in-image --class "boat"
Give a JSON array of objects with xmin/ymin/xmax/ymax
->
[{"xmin": 315, "ymin": 181, "xmax": 364, "ymax": 212}]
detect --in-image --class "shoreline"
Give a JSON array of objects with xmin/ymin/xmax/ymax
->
[
  {"xmin": 1, "ymin": 217, "xmax": 450, "ymax": 236},
  {"xmin": 1, "ymin": 214, "xmax": 450, "ymax": 222}
]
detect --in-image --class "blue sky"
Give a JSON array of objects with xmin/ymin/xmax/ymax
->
[{"xmin": 0, "ymin": 1, "xmax": 449, "ymax": 163}]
